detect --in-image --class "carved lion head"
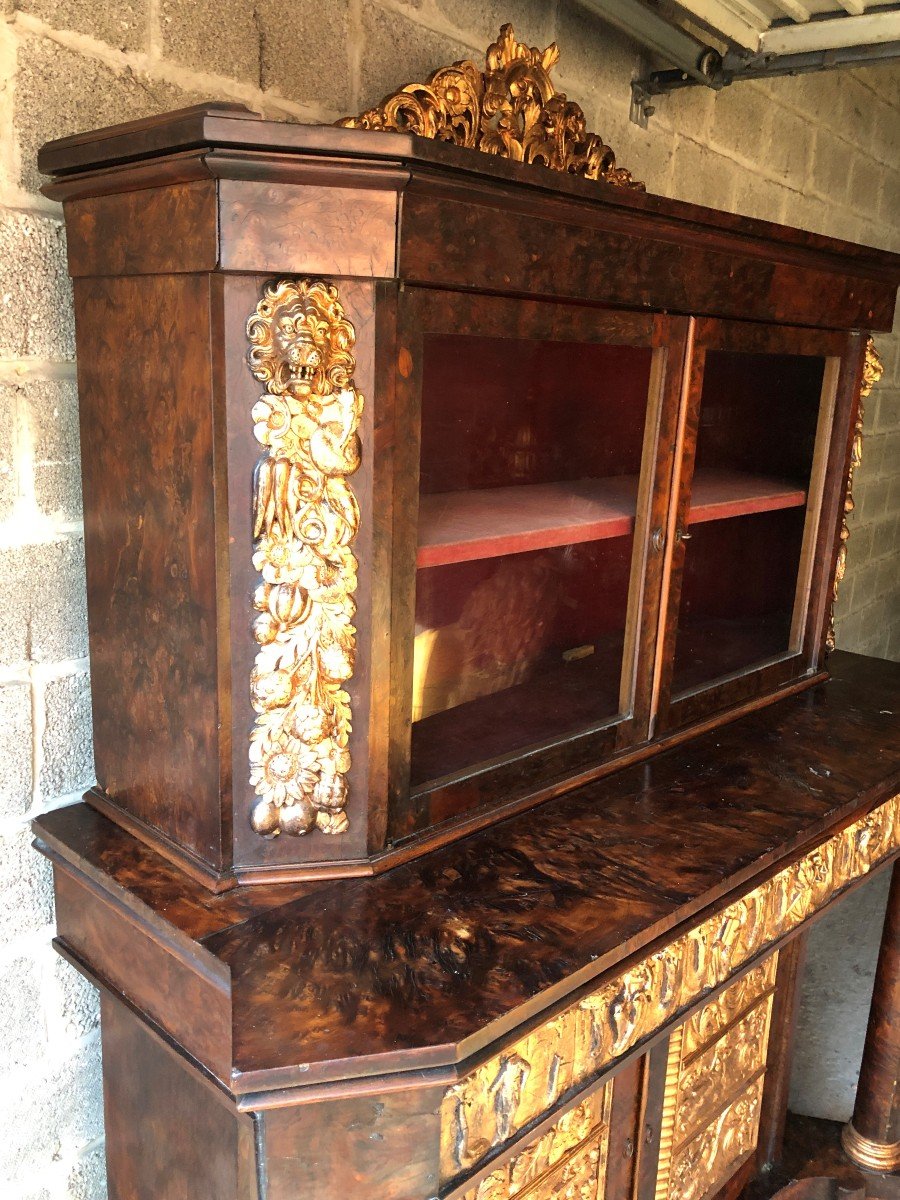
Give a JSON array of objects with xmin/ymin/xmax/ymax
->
[{"xmin": 247, "ymin": 279, "xmax": 356, "ymax": 400}]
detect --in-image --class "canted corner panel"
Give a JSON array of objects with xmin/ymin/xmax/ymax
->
[
  {"xmin": 460, "ymin": 1081, "xmax": 612, "ymax": 1200},
  {"xmin": 245, "ymin": 278, "xmax": 363, "ymax": 841},
  {"xmin": 441, "ymin": 795, "xmax": 900, "ymax": 1185}
]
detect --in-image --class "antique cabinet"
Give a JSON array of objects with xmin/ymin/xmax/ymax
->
[{"xmin": 33, "ymin": 24, "xmax": 900, "ymax": 1200}]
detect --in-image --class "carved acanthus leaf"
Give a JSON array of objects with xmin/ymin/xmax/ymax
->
[{"xmin": 339, "ymin": 23, "xmax": 644, "ymax": 191}]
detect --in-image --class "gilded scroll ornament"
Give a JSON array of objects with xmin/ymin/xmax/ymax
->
[
  {"xmin": 339, "ymin": 23, "xmax": 644, "ymax": 191},
  {"xmin": 827, "ymin": 336, "xmax": 883, "ymax": 652},
  {"xmin": 441, "ymin": 796, "xmax": 900, "ymax": 1184},
  {"xmin": 246, "ymin": 279, "xmax": 363, "ymax": 838}
]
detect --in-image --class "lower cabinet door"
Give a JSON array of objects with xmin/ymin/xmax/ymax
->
[{"xmin": 654, "ymin": 951, "xmax": 778, "ymax": 1200}]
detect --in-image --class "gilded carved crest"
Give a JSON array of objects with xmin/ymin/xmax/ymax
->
[
  {"xmin": 246, "ymin": 279, "xmax": 363, "ymax": 838},
  {"xmin": 340, "ymin": 23, "xmax": 644, "ymax": 191}
]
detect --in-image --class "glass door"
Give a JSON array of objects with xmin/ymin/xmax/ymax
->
[
  {"xmin": 655, "ymin": 319, "xmax": 857, "ymax": 733},
  {"xmin": 389, "ymin": 290, "xmax": 689, "ymax": 838}
]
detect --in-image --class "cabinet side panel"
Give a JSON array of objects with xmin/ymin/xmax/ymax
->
[
  {"xmin": 102, "ymin": 994, "xmax": 256, "ymax": 1200},
  {"xmin": 262, "ymin": 1085, "xmax": 442, "ymax": 1200},
  {"xmin": 75, "ymin": 274, "xmax": 225, "ymax": 868},
  {"xmin": 55, "ymin": 866, "xmax": 233, "ymax": 1082}
]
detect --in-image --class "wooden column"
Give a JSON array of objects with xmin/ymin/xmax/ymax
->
[{"xmin": 842, "ymin": 861, "xmax": 900, "ymax": 1171}]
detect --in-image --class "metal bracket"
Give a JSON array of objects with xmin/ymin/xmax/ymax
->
[
  {"xmin": 631, "ymin": 39, "xmax": 900, "ymax": 125},
  {"xmin": 629, "ymin": 78, "xmax": 657, "ymax": 129}
]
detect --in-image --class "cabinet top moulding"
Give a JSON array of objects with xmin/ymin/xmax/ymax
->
[{"xmin": 38, "ymin": 100, "xmax": 900, "ymax": 331}]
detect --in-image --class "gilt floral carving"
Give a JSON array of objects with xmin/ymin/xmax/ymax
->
[
  {"xmin": 246, "ymin": 279, "xmax": 363, "ymax": 839},
  {"xmin": 828, "ymin": 336, "xmax": 883, "ymax": 651},
  {"xmin": 340, "ymin": 23, "xmax": 643, "ymax": 191}
]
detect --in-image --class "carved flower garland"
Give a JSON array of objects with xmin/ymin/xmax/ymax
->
[{"xmin": 246, "ymin": 279, "xmax": 363, "ymax": 838}]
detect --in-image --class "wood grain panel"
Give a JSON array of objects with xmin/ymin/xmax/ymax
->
[
  {"xmin": 102, "ymin": 994, "xmax": 256, "ymax": 1200},
  {"xmin": 399, "ymin": 188, "xmax": 896, "ymax": 330},
  {"xmin": 262, "ymin": 1083, "xmax": 443, "ymax": 1200},
  {"xmin": 64, "ymin": 180, "xmax": 218, "ymax": 276},
  {"xmin": 54, "ymin": 865, "xmax": 233, "ymax": 1082},
  {"xmin": 218, "ymin": 179, "xmax": 398, "ymax": 276},
  {"xmin": 75, "ymin": 273, "xmax": 225, "ymax": 869}
]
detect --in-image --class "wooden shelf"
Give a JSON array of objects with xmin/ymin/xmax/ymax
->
[
  {"xmin": 687, "ymin": 469, "xmax": 807, "ymax": 526},
  {"xmin": 417, "ymin": 477, "xmax": 637, "ymax": 568},
  {"xmin": 411, "ymin": 635, "xmax": 625, "ymax": 787},
  {"xmin": 417, "ymin": 470, "xmax": 807, "ymax": 568}
]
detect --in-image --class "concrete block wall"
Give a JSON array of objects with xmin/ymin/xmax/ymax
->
[{"xmin": 0, "ymin": 2, "xmax": 896, "ymax": 1196}]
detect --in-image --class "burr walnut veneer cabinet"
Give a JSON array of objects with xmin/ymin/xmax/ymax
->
[{"xmin": 32, "ymin": 26, "xmax": 900, "ymax": 1200}]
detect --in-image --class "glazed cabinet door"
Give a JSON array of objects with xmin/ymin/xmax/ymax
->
[
  {"xmin": 654, "ymin": 319, "xmax": 864, "ymax": 735},
  {"xmin": 388, "ymin": 289, "xmax": 689, "ymax": 841}
]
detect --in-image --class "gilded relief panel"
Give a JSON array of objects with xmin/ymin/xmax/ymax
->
[
  {"xmin": 655, "ymin": 961, "xmax": 775, "ymax": 1200},
  {"xmin": 461, "ymin": 1084, "xmax": 611, "ymax": 1200},
  {"xmin": 681, "ymin": 956, "xmax": 776, "ymax": 1059},
  {"xmin": 668, "ymin": 1079, "xmax": 764, "ymax": 1200},
  {"xmin": 245, "ymin": 279, "xmax": 364, "ymax": 840},
  {"xmin": 441, "ymin": 795, "xmax": 899, "ymax": 1185},
  {"xmin": 828, "ymin": 337, "xmax": 883, "ymax": 650},
  {"xmin": 672, "ymin": 997, "xmax": 773, "ymax": 1147}
]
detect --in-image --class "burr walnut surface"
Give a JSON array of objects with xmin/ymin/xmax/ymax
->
[
  {"xmin": 28, "ymin": 36, "xmax": 900, "ymax": 1200},
  {"xmin": 33, "ymin": 652, "xmax": 900, "ymax": 1095}
]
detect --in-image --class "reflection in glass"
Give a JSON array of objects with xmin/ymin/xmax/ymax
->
[
  {"xmin": 411, "ymin": 536, "xmax": 634, "ymax": 786},
  {"xmin": 411, "ymin": 333, "xmax": 652, "ymax": 787},
  {"xmin": 672, "ymin": 350, "xmax": 826, "ymax": 694}
]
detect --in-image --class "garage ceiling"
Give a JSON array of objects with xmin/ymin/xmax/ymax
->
[
  {"xmin": 579, "ymin": 0, "xmax": 900, "ymax": 122},
  {"xmin": 676, "ymin": 0, "xmax": 900, "ymax": 54}
]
